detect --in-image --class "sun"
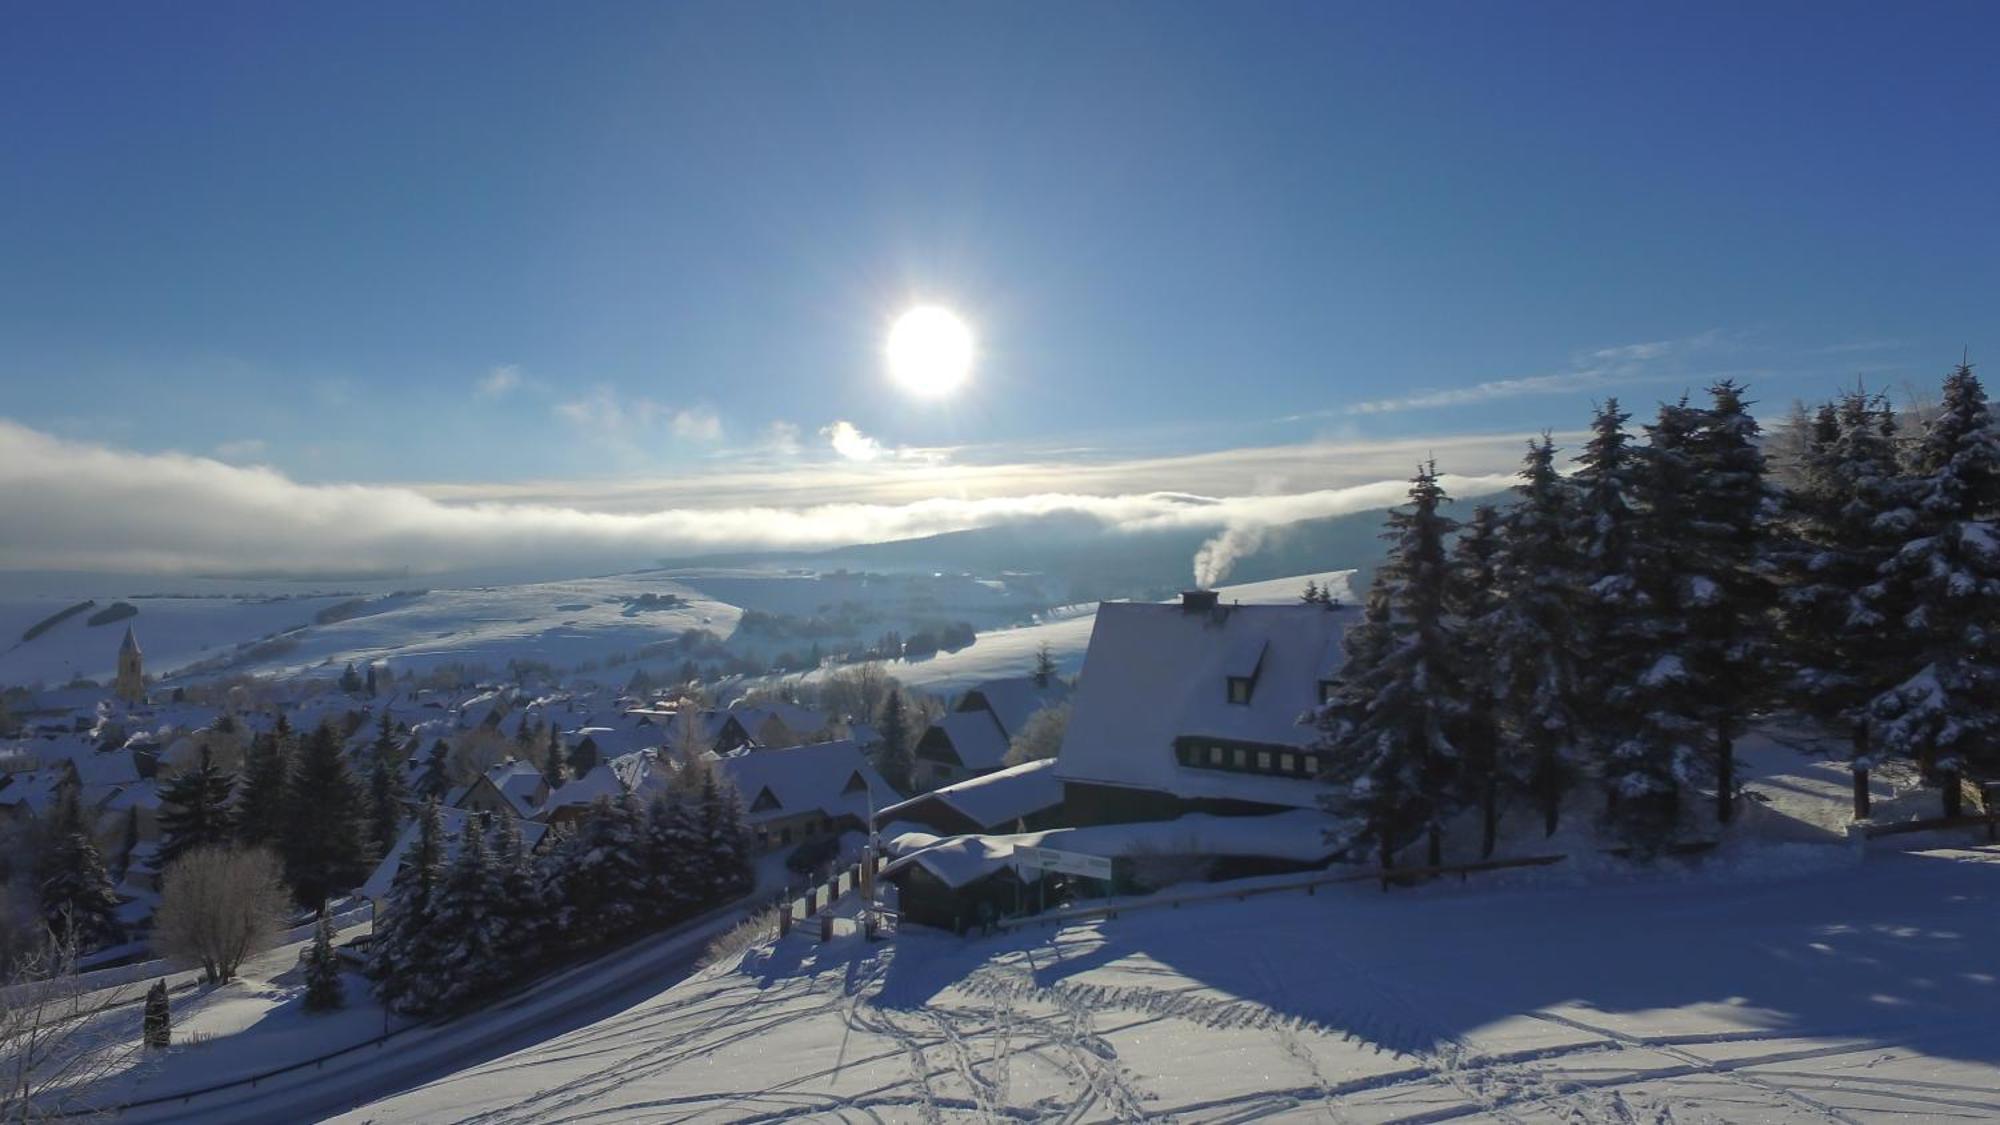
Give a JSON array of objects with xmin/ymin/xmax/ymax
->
[{"xmin": 885, "ymin": 305, "xmax": 974, "ymax": 397}]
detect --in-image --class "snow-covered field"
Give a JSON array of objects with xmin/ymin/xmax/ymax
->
[
  {"xmin": 332, "ymin": 733, "xmax": 1998, "ymax": 1125},
  {"xmin": 790, "ymin": 570, "xmax": 1356, "ymax": 694},
  {"xmin": 337, "ymin": 838, "xmax": 2000, "ymax": 1123}
]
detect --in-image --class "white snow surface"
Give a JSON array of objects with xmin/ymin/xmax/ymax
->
[{"xmin": 340, "ymin": 842, "xmax": 2000, "ymax": 1123}]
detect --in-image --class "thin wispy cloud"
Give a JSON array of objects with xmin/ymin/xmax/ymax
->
[
  {"xmin": 1343, "ymin": 331, "xmax": 1742, "ymax": 416},
  {"xmin": 212, "ymin": 438, "xmax": 267, "ymax": 461},
  {"xmin": 670, "ymin": 407, "xmax": 723, "ymax": 442},
  {"xmin": 476, "ymin": 364, "xmax": 528, "ymax": 398}
]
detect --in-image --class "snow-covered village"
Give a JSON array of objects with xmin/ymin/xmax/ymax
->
[{"xmin": 3, "ymin": 5, "xmax": 1998, "ymax": 1123}]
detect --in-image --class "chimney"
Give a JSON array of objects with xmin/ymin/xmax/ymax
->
[{"xmin": 1180, "ymin": 589, "xmax": 1220, "ymax": 614}]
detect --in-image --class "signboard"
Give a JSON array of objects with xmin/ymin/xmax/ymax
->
[{"xmin": 1014, "ymin": 846, "xmax": 1114, "ymax": 880}]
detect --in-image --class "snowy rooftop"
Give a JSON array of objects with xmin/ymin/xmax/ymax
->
[
  {"xmin": 1054, "ymin": 601, "xmax": 1353, "ymax": 808},
  {"xmin": 878, "ymin": 758, "xmax": 1063, "ymax": 832},
  {"xmin": 882, "ymin": 809, "xmax": 1340, "ymax": 889},
  {"xmin": 922, "ymin": 709, "xmax": 1013, "ymax": 773},
  {"xmin": 715, "ymin": 738, "xmax": 890, "ymax": 826},
  {"xmin": 957, "ymin": 675, "xmax": 1072, "ymax": 740}
]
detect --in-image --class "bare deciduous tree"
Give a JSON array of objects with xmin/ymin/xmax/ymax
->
[
  {"xmin": 0, "ymin": 915, "xmax": 143, "ymax": 1121},
  {"xmin": 1003, "ymin": 701, "xmax": 1072, "ymax": 767},
  {"xmin": 152, "ymin": 847, "xmax": 290, "ymax": 984}
]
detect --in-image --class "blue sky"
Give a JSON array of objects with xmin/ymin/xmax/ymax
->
[{"xmin": 1, "ymin": 2, "xmax": 1996, "ymax": 572}]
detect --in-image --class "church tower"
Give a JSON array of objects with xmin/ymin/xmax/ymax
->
[{"xmin": 115, "ymin": 625, "xmax": 145, "ymax": 705}]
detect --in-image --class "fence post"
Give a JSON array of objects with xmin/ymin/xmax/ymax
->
[{"xmin": 1846, "ymin": 821, "xmax": 1870, "ymax": 858}]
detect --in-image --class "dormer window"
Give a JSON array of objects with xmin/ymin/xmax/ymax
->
[
  {"xmin": 1223, "ymin": 637, "xmax": 1267, "ymax": 706},
  {"xmin": 749, "ymin": 787, "xmax": 781, "ymax": 813}
]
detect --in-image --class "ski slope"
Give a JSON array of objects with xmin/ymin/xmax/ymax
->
[{"xmin": 338, "ymin": 838, "xmax": 2000, "ymax": 1123}]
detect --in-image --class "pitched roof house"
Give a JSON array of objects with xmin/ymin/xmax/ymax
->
[
  {"xmin": 913, "ymin": 674, "xmax": 1073, "ymax": 791},
  {"xmin": 1053, "ymin": 594, "xmax": 1353, "ymax": 825},
  {"xmin": 715, "ymin": 738, "xmax": 890, "ymax": 854}
]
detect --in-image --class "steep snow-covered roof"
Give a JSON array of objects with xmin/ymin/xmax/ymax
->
[
  {"xmin": 1053, "ymin": 602, "xmax": 1354, "ymax": 808},
  {"xmin": 715, "ymin": 739, "xmax": 889, "ymax": 827},
  {"xmin": 921, "ymin": 710, "xmax": 1012, "ymax": 772},
  {"xmin": 878, "ymin": 758, "xmax": 1062, "ymax": 832},
  {"xmin": 538, "ymin": 763, "xmax": 628, "ymax": 817},
  {"xmin": 958, "ymin": 676, "xmax": 1071, "ymax": 740}
]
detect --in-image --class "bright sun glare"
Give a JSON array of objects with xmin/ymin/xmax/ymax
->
[{"xmin": 886, "ymin": 305, "xmax": 974, "ymax": 397}]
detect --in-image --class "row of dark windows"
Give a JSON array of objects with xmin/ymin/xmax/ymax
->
[{"xmin": 1174, "ymin": 740, "xmax": 1325, "ymax": 778}]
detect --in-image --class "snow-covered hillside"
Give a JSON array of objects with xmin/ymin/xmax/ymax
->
[{"xmin": 340, "ymin": 839, "xmax": 2000, "ymax": 1123}]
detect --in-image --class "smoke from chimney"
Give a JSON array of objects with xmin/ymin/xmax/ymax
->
[{"xmin": 1191, "ymin": 523, "xmax": 1268, "ymax": 587}]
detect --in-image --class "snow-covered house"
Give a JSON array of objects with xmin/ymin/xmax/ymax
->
[
  {"xmin": 537, "ymin": 764, "xmax": 631, "ymax": 827},
  {"xmin": 452, "ymin": 760, "xmax": 548, "ymax": 820},
  {"xmin": 913, "ymin": 675, "xmax": 1071, "ymax": 791},
  {"xmin": 1053, "ymin": 593, "xmax": 1353, "ymax": 825},
  {"xmin": 876, "ymin": 758, "xmax": 1065, "ymax": 838},
  {"xmin": 715, "ymin": 739, "xmax": 890, "ymax": 854}
]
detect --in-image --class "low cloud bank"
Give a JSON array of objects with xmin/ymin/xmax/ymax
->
[{"xmin": 0, "ymin": 419, "xmax": 1516, "ymax": 576}]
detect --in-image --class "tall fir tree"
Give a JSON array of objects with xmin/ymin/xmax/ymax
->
[
  {"xmin": 1867, "ymin": 361, "xmax": 2000, "ymax": 816},
  {"xmin": 1490, "ymin": 436, "xmax": 1586, "ymax": 836},
  {"xmin": 279, "ymin": 722, "xmax": 371, "ymax": 907},
  {"xmin": 416, "ymin": 739, "xmax": 452, "ymax": 802},
  {"xmin": 37, "ymin": 787, "xmax": 124, "ymax": 949},
  {"xmin": 236, "ymin": 725, "xmax": 292, "ymax": 848},
  {"xmin": 367, "ymin": 750, "xmax": 407, "ymax": 860},
  {"xmin": 487, "ymin": 814, "xmax": 545, "ymax": 979},
  {"xmin": 303, "ymin": 908, "xmax": 345, "ymax": 1012},
  {"xmin": 431, "ymin": 820, "xmax": 506, "ymax": 1012},
  {"xmin": 1777, "ymin": 391, "xmax": 1906, "ymax": 816},
  {"xmin": 1446, "ymin": 503, "xmax": 1505, "ymax": 857},
  {"xmin": 696, "ymin": 772, "xmax": 755, "ymax": 904},
  {"xmin": 154, "ymin": 744, "xmax": 238, "ymax": 869},
  {"xmin": 1316, "ymin": 462, "xmax": 1469, "ymax": 869},
  {"xmin": 1602, "ymin": 398, "xmax": 1711, "ymax": 851},
  {"xmin": 1681, "ymin": 381, "xmax": 1776, "ymax": 824},
  {"xmin": 644, "ymin": 790, "xmax": 704, "ymax": 925},
  {"xmin": 567, "ymin": 735, "xmax": 600, "ymax": 778},
  {"xmin": 543, "ymin": 796, "xmax": 652, "ymax": 940},
  {"xmin": 1568, "ymin": 399, "xmax": 1646, "ymax": 789},
  {"xmin": 542, "ymin": 723, "xmax": 570, "ymax": 790},
  {"xmin": 371, "ymin": 799, "xmax": 449, "ymax": 1015},
  {"xmin": 874, "ymin": 691, "xmax": 914, "ymax": 796}
]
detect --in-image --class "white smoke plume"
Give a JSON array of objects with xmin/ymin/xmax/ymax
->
[{"xmin": 1191, "ymin": 524, "xmax": 1269, "ymax": 588}]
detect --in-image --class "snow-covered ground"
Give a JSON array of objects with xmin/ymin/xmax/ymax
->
[
  {"xmin": 333, "ymin": 733, "xmax": 2000, "ymax": 1124},
  {"xmin": 337, "ymin": 841, "xmax": 2000, "ymax": 1123}
]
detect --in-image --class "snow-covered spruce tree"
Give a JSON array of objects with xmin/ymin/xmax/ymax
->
[
  {"xmin": 1776, "ymin": 391, "xmax": 1907, "ymax": 816},
  {"xmin": 367, "ymin": 750, "xmax": 407, "ymax": 861},
  {"xmin": 644, "ymin": 790, "xmax": 704, "ymax": 926},
  {"xmin": 37, "ymin": 789, "xmax": 124, "ymax": 950},
  {"xmin": 1567, "ymin": 399, "xmax": 1646, "ymax": 792},
  {"xmin": 696, "ymin": 772, "xmax": 755, "ymax": 905},
  {"xmin": 567, "ymin": 735, "xmax": 600, "ymax": 779},
  {"xmin": 340, "ymin": 662, "xmax": 364, "ymax": 695},
  {"xmin": 143, "ymin": 981, "xmax": 171, "ymax": 1048},
  {"xmin": 303, "ymin": 908, "xmax": 345, "ymax": 1012},
  {"xmin": 416, "ymin": 738, "xmax": 452, "ymax": 802},
  {"xmin": 279, "ymin": 721, "xmax": 372, "ymax": 907},
  {"xmin": 431, "ymin": 819, "xmax": 506, "ymax": 1012},
  {"xmin": 1867, "ymin": 361, "xmax": 2000, "ymax": 817},
  {"xmin": 235, "ymin": 726, "xmax": 292, "ymax": 849},
  {"xmin": 874, "ymin": 691, "xmax": 914, "ymax": 796},
  {"xmin": 486, "ymin": 814, "xmax": 545, "ymax": 980},
  {"xmin": 543, "ymin": 795, "xmax": 652, "ymax": 941},
  {"xmin": 1316, "ymin": 462, "xmax": 1468, "ymax": 869},
  {"xmin": 370, "ymin": 798, "xmax": 447, "ymax": 1015},
  {"xmin": 1446, "ymin": 503, "xmax": 1505, "ymax": 857},
  {"xmin": 1490, "ymin": 435, "xmax": 1586, "ymax": 837},
  {"xmin": 542, "ymin": 723, "xmax": 569, "ymax": 790},
  {"xmin": 1601, "ymin": 398, "xmax": 1711, "ymax": 852},
  {"xmin": 154, "ymin": 743, "xmax": 238, "ymax": 870},
  {"xmin": 1680, "ymin": 381, "xmax": 1778, "ymax": 824}
]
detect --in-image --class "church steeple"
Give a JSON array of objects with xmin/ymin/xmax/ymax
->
[{"xmin": 115, "ymin": 625, "xmax": 145, "ymax": 705}]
